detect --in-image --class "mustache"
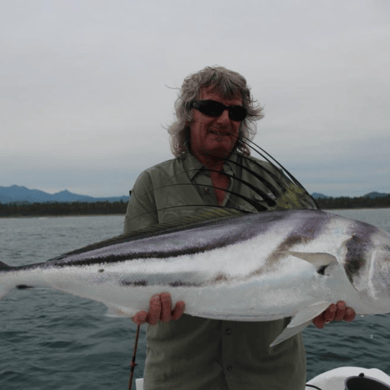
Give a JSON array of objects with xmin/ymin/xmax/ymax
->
[
  {"xmin": 191, "ymin": 119, "xmax": 238, "ymax": 134},
  {"xmin": 207, "ymin": 125, "xmax": 238, "ymax": 136}
]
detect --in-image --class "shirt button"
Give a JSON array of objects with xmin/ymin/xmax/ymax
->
[
  {"xmin": 225, "ymin": 328, "xmax": 231, "ymax": 335},
  {"xmin": 227, "ymin": 365, "xmax": 233, "ymax": 372}
]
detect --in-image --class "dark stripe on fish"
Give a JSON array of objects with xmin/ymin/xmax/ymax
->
[
  {"xmin": 168, "ymin": 281, "xmax": 201, "ymax": 287},
  {"xmin": 120, "ymin": 280, "xmax": 148, "ymax": 287},
  {"xmin": 344, "ymin": 220, "xmax": 378, "ymax": 284},
  {"xmin": 67, "ymin": 213, "xmax": 291, "ymax": 267},
  {"xmin": 11, "ymin": 210, "xmax": 328, "ymax": 274},
  {"xmin": 250, "ymin": 211, "xmax": 330, "ymax": 276},
  {"xmin": 119, "ymin": 272, "xmax": 204, "ymax": 288}
]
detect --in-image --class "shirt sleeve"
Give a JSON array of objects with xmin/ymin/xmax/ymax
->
[{"xmin": 123, "ymin": 170, "xmax": 159, "ymax": 234}]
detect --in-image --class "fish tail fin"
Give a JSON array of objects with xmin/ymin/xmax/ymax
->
[
  {"xmin": 0, "ymin": 261, "xmax": 11, "ymax": 272},
  {"xmin": 0, "ymin": 261, "xmax": 15, "ymax": 299}
]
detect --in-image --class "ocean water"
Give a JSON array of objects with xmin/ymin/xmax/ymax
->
[{"xmin": 1, "ymin": 209, "xmax": 390, "ymax": 389}]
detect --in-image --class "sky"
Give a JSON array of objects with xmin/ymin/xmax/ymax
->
[{"xmin": 1, "ymin": 0, "xmax": 389, "ymax": 198}]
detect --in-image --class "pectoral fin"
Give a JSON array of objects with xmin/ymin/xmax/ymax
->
[
  {"xmin": 270, "ymin": 320, "xmax": 312, "ymax": 347},
  {"xmin": 285, "ymin": 251, "xmax": 338, "ymax": 275},
  {"xmin": 270, "ymin": 302, "xmax": 330, "ymax": 347}
]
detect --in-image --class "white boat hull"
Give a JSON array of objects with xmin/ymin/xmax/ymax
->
[{"xmin": 306, "ymin": 366, "xmax": 390, "ymax": 390}]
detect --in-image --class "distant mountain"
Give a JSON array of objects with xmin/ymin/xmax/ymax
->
[
  {"xmin": 311, "ymin": 192, "xmax": 330, "ymax": 199},
  {"xmin": 0, "ymin": 185, "xmax": 129, "ymax": 204},
  {"xmin": 362, "ymin": 191, "xmax": 389, "ymax": 199},
  {"xmin": 2, "ymin": 185, "xmax": 388, "ymax": 205}
]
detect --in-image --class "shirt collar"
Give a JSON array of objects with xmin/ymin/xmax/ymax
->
[
  {"xmin": 182, "ymin": 151, "xmax": 205, "ymax": 180},
  {"xmin": 181, "ymin": 145, "xmax": 239, "ymax": 180}
]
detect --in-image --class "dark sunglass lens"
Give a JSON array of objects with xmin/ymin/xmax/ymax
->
[
  {"xmin": 229, "ymin": 106, "xmax": 247, "ymax": 121},
  {"xmin": 199, "ymin": 101, "xmax": 224, "ymax": 117},
  {"xmin": 193, "ymin": 100, "xmax": 247, "ymax": 121}
]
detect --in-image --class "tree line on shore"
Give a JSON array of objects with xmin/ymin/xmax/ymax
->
[
  {"xmin": 1, "ymin": 194, "xmax": 390, "ymax": 217},
  {"xmin": 0, "ymin": 200, "xmax": 128, "ymax": 217},
  {"xmin": 315, "ymin": 194, "xmax": 390, "ymax": 209}
]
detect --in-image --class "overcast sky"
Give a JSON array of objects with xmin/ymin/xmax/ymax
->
[{"xmin": 1, "ymin": 0, "xmax": 389, "ymax": 198}]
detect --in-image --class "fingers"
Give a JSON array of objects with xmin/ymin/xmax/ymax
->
[
  {"xmin": 132, "ymin": 294, "xmax": 161, "ymax": 326},
  {"xmin": 132, "ymin": 311, "xmax": 148, "ymax": 325},
  {"xmin": 312, "ymin": 301, "xmax": 356, "ymax": 329},
  {"xmin": 312, "ymin": 314, "xmax": 326, "ymax": 329},
  {"xmin": 334, "ymin": 301, "xmax": 357, "ymax": 322},
  {"xmin": 344, "ymin": 307, "xmax": 356, "ymax": 322},
  {"xmin": 323, "ymin": 303, "xmax": 337, "ymax": 322},
  {"xmin": 160, "ymin": 293, "xmax": 185, "ymax": 322},
  {"xmin": 132, "ymin": 293, "xmax": 185, "ymax": 326},
  {"xmin": 160, "ymin": 292, "xmax": 173, "ymax": 322},
  {"xmin": 146, "ymin": 294, "xmax": 162, "ymax": 325},
  {"xmin": 334, "ymin": 301, "xmax": 346, "ymax": 321},
  {"xmin": 172, "ymin": 300, "xmax": 185, "ymax": 320},
  {"xmin": 312, "ymin": 303, "xmax": 337, "ymax": 329}
]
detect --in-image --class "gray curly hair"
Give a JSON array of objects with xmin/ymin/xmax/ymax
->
[{"xmin": 167, "ymin": 66, "xmax": 264, "ymax": 157}]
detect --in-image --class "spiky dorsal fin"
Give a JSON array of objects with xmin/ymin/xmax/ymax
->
[
  {"xmin": 274, "ymin": 183, "xmax": 311, "ymax": 210},
  {"xmin": 241, "ymin": 136, "xmax": 319, "ymax": 210}
]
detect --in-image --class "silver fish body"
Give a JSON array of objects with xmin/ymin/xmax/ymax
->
[{"xmin": 1, "ymin": 209, "xmax": 390, "ymax": 345}]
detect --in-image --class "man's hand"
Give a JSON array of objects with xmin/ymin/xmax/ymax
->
[
  {"xmin": 132, "ymin": 292, "xmax": 185, "ymax": 325},
  {"xmin": 313, "ymin": 301, "xmax": 356, "ymax": 329}
]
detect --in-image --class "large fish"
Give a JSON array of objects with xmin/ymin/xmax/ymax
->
[{"xmin": 1, "ymin": 208, "xmax": 390, "ymax": 346}]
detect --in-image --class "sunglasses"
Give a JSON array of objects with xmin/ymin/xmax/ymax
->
[{"xmin": 191, "ymin": 100, "xmax": 247, "ymax": 122}]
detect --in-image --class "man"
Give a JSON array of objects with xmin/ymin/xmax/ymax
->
[{"xmin": 124, "ymin": 66, "xmax": 355, "ymax": 389}]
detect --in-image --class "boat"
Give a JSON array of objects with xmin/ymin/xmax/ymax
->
[
  {"xmin": 306, "ymin": 366, "xmax": 390, "ymax": 390},
  {"xmin": 134, "ymin": 367, "xmax": 390, "ymax": 390}
]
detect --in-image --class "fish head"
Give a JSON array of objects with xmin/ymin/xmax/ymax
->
[
  {"xmin": 366, "ymin": 244, "xmax": 390, "ymax": 308},
  {"xmin": 343, "ymin": 225, "xmax": 390, "ymax": 313}
]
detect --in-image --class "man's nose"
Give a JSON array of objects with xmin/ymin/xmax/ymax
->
[{"xmin": 215, "ymin": 108, "xmax": 230, "ymax": 124}]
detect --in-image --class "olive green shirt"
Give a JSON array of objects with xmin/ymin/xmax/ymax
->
[{"xmin": 124, "ymin": 151, "xmax": 311, "ymax": 390}]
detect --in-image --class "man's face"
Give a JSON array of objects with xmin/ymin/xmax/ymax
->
[{"xmin": 189, "ymin": 87, "xmax": 243, "ymax": 159}]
